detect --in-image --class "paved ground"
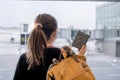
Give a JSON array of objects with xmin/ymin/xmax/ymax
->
[
  {"xmin": 0, "ymin": 43, "xmax": 120, "ymax": 80},
  {"xmin": 87, "ymin": 53, "xmax": 120, "ymax": 80},
  {"xmin": 0, "ymin": 43, "xmax": 26, "ymax": 80},
  {"xmin": 0, "ymin": 55, "xmax": 19, "ymax": 80}
]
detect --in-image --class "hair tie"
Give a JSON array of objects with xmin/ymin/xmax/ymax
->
[{"xmin": 35, "ymin": 23, "xmax": 43, "ymax": 29}]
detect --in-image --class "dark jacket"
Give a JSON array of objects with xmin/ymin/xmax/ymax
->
[{"xmin": 13, "ymin": 47, "xmax": 61, "ymax": 80}]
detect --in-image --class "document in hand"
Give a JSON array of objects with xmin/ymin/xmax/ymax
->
[{"xmin": 72, "ymin": 31, "xmax": 90, "ymax": 49}]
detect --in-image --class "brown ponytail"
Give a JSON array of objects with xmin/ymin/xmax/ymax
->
[
  {"xmin": 27, "ymin": 24, "xmax": 47, "ymax": 70},
  {"xmin": 26, "ymin": 13, "xmax": 57, "ymax": 70}
]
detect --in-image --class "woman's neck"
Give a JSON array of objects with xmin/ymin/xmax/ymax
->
[
  {"xmin": 47, "ymin": 37, "xmax": 55, "ymax": 47},
  {"xmin": 47, "ymin": 42, "xmax": 53, "ymax": 47}
]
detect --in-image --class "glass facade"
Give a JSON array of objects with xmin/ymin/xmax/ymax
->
[{"xmin": 96, "ymin": 2, "xmax": 120, "ymax": 38}]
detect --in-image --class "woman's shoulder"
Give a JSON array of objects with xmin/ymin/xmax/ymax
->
[
  {"xmin": 46, "ymin": 47, "xmax": 61, "ymax": 54},
  {"xmin": 18, "ymin": 53, "xmax": 28, "ymax": 66},
  {"xmin": 19, "ymin": 53, "xmax": 27, "ymax": 60},
  {"xmin": 45, "ymin": 47, "xmax": 61, "ymax": 58}
]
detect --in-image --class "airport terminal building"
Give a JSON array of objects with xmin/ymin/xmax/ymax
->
[{"xmin": 95, "ymin": 2, "xmax": 120, "ymax": 57}]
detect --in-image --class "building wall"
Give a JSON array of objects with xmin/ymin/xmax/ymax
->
[
  {"xmin": 101, "ymin": 40, "xmax": 116, "ymax": 56},
  {"xmin": 58, "ymin": 27, "xmax": 92, "ymax": 45},
  {"xmin": 96, "ymin": 2, "xmax": 120, "ymax": 57},
  {"xmin": 96, "ymin": 2, "xmax": 120, "ymax": 30},
  {"xmin": 57, "ymin": 28, "xmax": 71, "ymax": 40},
  {"xmin": 104, "ymin": 29, "xmax": 120, "ymax": 38}
]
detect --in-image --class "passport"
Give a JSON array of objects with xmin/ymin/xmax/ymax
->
[{"xmin": 72, "ymin": 31, "xmax": 90, "ymax": 49}]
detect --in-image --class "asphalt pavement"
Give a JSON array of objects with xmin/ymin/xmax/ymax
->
[
  {"xmin": 87, "ymin": 52, "xmax": 120, "ymax": 80},
  {"xmin": 0, "ymin": 43, "xmax": 120, "ymax": 80}
]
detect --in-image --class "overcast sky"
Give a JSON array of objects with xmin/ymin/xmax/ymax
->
[{"xmin": 0, "ymin": 1, "xmax": 106, "ymax": 30}]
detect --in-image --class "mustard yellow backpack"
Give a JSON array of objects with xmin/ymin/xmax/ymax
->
[{"xmin": 46, "ymin": 46, "xmax": 95, "ymax": 80}]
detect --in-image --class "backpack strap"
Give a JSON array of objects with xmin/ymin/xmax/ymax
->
[
  {"xmin": 60, "ymin": 46, "xmax": 80, "ymax": 63},
  {"xmin": 60, "ymin": 46, "xmax": 74, "ymax": 58}
]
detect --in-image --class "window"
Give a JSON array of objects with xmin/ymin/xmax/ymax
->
[
  {"xmin": 23, "ymin": 24, "xmax": 28, "ymax": 32},
  {"xmin": 117, "ymin": 30, "xmax": 120, "ymax": 37}
]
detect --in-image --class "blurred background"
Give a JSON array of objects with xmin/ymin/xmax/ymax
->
[{"xmin": 0, "ymin": 0, "xmax": 120, "ymax": 80}]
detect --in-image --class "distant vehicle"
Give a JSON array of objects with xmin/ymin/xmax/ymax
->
[{"xmin": 53, "ymin": 38, "xmax": 70, "ymax": 48}]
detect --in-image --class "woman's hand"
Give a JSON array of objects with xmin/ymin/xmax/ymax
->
[{"xmin": 78, "ymin": 45, "xmax": 86, "ymax": 55}]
